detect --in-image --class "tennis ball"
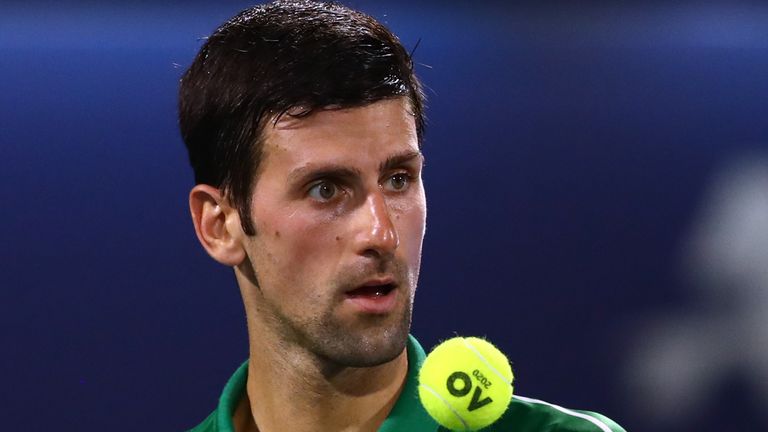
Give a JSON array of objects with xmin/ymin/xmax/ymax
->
[{"xmin": 418, "ymin": 337, "xmax": 514, "ymax": 431}]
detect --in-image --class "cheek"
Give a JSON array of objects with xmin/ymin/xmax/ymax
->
[
  {"xmin": 394, "ymin": 196, "xmax": 427, "ymax": 256},
  {"xmin": 264, "ymin": 212, "xmax": 343, "ymax": 272}
]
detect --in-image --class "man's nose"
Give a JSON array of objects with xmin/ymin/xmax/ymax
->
[{"xmin": 355, "ymin": 192, "xmax": 399, "ymax": 258}]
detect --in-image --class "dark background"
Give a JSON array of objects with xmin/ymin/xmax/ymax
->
[{"xmin": 2, "ymin": 1, "xmax": 767, "ymax": 431}]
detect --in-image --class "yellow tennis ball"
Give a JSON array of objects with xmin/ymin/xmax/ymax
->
[{"xmin": 418, "ymin": 337, "xmax": 514, "ymax": 431}]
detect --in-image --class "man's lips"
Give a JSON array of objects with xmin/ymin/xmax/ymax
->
[
  {"xmin": 346, "ymin": 284, "xmax": 396, "ymax": 297},
  {"xmin": 346, "ymin": 279, "xmax": 397, "ymax": 297},
  {"xmin": 344, "ymin": 278, "xmax": 398, "ymax": 313}
]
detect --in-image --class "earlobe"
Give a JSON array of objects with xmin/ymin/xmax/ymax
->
[{"xmin": 189, "ymin": 185, "xmax": 247, "ymax": 266}]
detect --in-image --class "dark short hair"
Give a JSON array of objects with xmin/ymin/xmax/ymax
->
[{"xmin": 178, "ymin": 0, "xmax": 425, "ymax": 235}]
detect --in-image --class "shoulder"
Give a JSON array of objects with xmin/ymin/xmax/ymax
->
[{"xmin": 484, "ymin": 395, "xmax": 626, "ymax": 432}]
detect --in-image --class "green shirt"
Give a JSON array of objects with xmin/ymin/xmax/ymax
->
[{"xmin": 189, "ymin": 336, "xmax": 625, "ymax": 432}]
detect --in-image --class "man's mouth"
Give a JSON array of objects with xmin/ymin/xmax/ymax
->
[
  {"xmin": 344, "ymin": 280, "xmax": 399, "ymax": 314},
  {"xmin": 346, "ymin": 283, "xmax": 396, "ymax": 298}
]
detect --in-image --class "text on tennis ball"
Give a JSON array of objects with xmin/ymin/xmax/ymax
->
[{"xmin": 446, "ymin": 369, "xmax": 494, "ymax": 411}]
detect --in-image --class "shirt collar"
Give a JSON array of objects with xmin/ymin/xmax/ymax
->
[
  {"xmin": 377, "ymin": 334, "xmax": 439, "ymax": 432},
  {"xmin": 215, "ymin": 335, "xmax": 438, "ymax": 432}
]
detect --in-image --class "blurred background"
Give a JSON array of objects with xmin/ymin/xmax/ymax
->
[{"xmin": 2, "ymin": 1, "xmax": 767, "ymax": 430}]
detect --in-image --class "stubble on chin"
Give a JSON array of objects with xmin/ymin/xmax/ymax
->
[
  {"xmin": 312, "ymin": 300, "xmax": 413, "ymax": 368},
  {"xmin": 250, "ymin": 257, "xmax": 416, "ymax": 369},
  {"xmin": 309, "ymin": 261, "xmax": 415, "ymax": 368},
  {"xmin": 262, "ymin": 288, "xmax": 414, "ymax": 370}
]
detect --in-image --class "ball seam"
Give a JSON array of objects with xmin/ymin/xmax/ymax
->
[
  {"xmin": 419, "ymin": 382, "xmax": 470, "ymax": 432},
  {"xmin": 462, "ymin": 338, "xmax": 512, "ymax": 386}
]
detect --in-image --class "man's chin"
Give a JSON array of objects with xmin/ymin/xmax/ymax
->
[
  {"xmin": 313, "ymin": 321, "xmax": 411, "ymax": 368},
  {"xmin": 352, "ymin": 333, "xmax": 408, "ymax": 367}
]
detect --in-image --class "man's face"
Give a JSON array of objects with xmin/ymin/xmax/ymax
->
[{"xmin": 238, "ymin": 98, "xmax": 426, "ymax": 367}]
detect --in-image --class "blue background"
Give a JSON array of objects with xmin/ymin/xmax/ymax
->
[{"xmin": 2, "ymin": 1, "xmax": 767, "ymax": 431}]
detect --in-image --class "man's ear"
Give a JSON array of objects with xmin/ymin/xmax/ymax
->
[{"xmin": 189, "ymin": 184, "xmax": 247, "ymax": 266}]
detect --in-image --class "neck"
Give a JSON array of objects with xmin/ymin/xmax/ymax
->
[{"xmin": 235, "ymin": 333, "xmax": 408, "ymax": 432}]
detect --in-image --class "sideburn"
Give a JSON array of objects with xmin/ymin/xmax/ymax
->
[{"xmin": 239, "ymin": 255, "xmax": 262, "ymax": 292}]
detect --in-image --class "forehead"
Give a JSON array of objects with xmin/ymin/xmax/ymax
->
[{"xmin": 260, "ymin": 98, "xmax": 419, "ymax": 169}]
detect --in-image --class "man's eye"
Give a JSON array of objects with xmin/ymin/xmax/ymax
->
[
  {"xmin": 307, "ymin": 181, "xmax": 339, "ymax": 201},
  {"xmin": 384, "ymin": 173, "xmax": 410, "ymax": 191}
]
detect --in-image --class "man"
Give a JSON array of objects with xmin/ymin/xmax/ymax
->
[{"xmin": 179, "ymin": 1, "xmax": 625, "ymax": 431}]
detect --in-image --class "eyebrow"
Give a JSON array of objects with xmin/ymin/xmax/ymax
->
[
  {"xmin": 379, "ymin": 150, "xmax": 424, "ymax": 172},
  {"xmin": 287, "ymin": 165, "xmax": 362, "ymax": 185},
  {"xmin": 287, "ymin": 150, "xmax": 424, "ymax": 185}
]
